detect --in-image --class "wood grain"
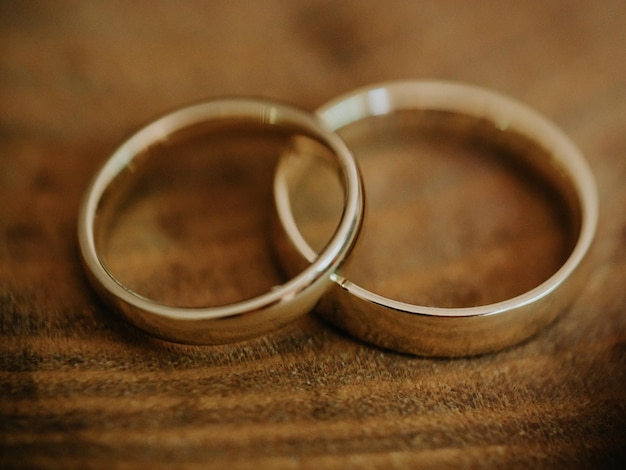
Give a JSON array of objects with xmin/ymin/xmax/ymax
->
[{"xmin": 1, "ymin": 1, "xmax": 625, "ymax": 468}]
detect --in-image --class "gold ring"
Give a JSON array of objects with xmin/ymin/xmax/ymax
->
[
  {"xmin": 274, "ymin": 81, "xmax": 598, "ymax": 356},
  {"xmin": 78, "ymin": 99, "xmax": 364, "ymax": 344}
]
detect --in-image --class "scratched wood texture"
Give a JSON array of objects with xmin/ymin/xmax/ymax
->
[{"xmin": 1, "ymin": 1, "xmax": 625, "ymax": 468}]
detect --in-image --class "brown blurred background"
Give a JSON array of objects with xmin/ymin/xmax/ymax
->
[{"xmin": 1, "ymin": 1, "xmax": 625, "ymax": 468}]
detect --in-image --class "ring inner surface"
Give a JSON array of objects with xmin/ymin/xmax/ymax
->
[
  {"xmin": 95, "ymin": 122, "xmax": 340, "ymax": 308},
  {"xmin": 290, "ymin": 110, "xmax": 579, "ymax": 308}
]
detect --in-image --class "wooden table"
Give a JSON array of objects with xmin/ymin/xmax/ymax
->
[{"xmin": 1, "ymin": 1, "xmax": 625, "ymax": 467}]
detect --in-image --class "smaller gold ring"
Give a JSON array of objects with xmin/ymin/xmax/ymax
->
[{"xmin": 78, "ymin": 99, "xmax": 364, "ymax": 344}]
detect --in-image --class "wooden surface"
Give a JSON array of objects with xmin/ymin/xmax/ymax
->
[{"xmin": 1, "ymin": 1, "xmax": 625, "ymax": 468}]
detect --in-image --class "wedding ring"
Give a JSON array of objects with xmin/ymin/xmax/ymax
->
[
  {"xmin": 274, "ymin": 81, "xmax": 598, "ymax": 356},
  {"xmin": 78, "ymin": 99, "xmax": 363, "ymax": 344}
]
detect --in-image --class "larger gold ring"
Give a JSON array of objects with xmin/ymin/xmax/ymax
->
[{"xmin": 275, "ymin": 81, "xmax": 598, "ymax": 356}]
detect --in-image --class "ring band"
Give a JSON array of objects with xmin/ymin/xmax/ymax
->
[
  {"xmin": 78, "ymin": 99, "xmax": 363, "ymax": 344},
  {"xmin": 275, "ymin": 81, "xmax": 598, "ymax": 356}
]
